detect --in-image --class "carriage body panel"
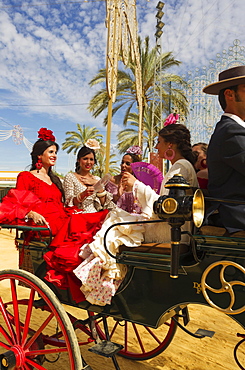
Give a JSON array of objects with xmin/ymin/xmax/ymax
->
[{"xmin": 13, "ymin": 226, "xmax": 245, "ymax": 330}]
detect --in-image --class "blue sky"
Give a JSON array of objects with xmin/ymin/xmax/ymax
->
[{"xmin": 0, "ymin": 0, "xmax": 244, "ymax": 175}]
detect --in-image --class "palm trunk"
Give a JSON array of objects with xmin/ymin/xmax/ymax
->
[
  {"xmin": 138, "ymin": 98, "xmax": 144, "ymax": 152},
  {"xmin": 105, "ymin": 98, "xmax": 113, "ymax": 173}
]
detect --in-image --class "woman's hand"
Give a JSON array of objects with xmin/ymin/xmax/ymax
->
[
  {"xmin": 77, "ymin": 186, "xmax": 95, "ymax": 203},
  {"xmin": 27, "ymin": 211, "xmax": 49, "ymax": 226},
  {"xmin": 121, "ymin": 172, "xmax": 136, "ymax": 192}
]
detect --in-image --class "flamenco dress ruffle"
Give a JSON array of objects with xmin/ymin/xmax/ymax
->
[{"xmin": 43, "ymin": 209, "xmax": 109, "ymax": 302}]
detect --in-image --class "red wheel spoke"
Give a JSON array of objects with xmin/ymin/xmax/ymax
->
[
  {"xmin": 89, "ymin": 311, "xmax": 177, "ymax": 361},
  {"xmin": 0, "ymin": 339, "xmax": 11, "ymax": 350},
  {"xmin": 21, "ymin": 288, "xmax": 35, "ymax": 346},
  {"xmin": 124, "ymin": 321, "xmax": 127, "ymax": 352},
  {"xmin": 23, "ymin": 363, "xmax": 33, "ymax": 370},
  {"xmin": 26, "ymin": 347, "xmax": 71, "ymax": 356},
  {"xmin": 25, "ymin": 357, "xmax": 47, "ymax": 370},
  {"xmin": 10, "ymin": 278, "xmax": 21, "ymax": 344},
  {"xmin": 96, "ymin": 318, "xmax": 103, "ymax": 325},
  {"xmin": 24, "ymin": 312, "xmax": 54, "ymax": 350},
  {"xmin": 0, "ymin": 297, "xmax": 16, "ymax": 345},
  {"xmin": 144, "ymin": 326, "xmax": 162, "ymax": 344},
  {"xmin": 132, "ymin": 323, "xmax": 145, "ymax": 353},
  {"xmin": 109, "ymin": 320, "xmax": 119, "ymax": 339},
  {"xmin": 0, "ymin": 324, "xmax": 13, "ymax": 347}
]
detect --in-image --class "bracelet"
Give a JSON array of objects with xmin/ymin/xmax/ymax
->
[
  {"xmin": 25, "ymin": 210, "xmax": 32, "ymax": 222},
  {"xmin": 96, "ymin": 190, "xmax": 107, "ymax": 198}
]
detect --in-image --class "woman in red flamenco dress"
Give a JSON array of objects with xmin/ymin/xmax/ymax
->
[{"xmin": 0, "ymin": 128, "xmax": 109, "ymax": 302}]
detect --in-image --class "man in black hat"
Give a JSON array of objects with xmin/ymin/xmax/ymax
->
[{"xmin": 203, "ymin": 65, "xmax": 245, "ymax": 233}]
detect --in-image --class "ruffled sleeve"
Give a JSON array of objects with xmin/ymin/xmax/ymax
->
[
  {"xmin": 133, "ymin": 180, "xmax": 159, "ymax": 218},
  {"xmin": 63, "ymin": 172, "xmax": 81, "ymax": 207},
  {"xmin": 0, "ymin": 189, "xmax": 42, "ymax": 224}
]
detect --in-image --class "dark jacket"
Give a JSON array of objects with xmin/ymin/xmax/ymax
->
[{"xmin": 207, "ymin": 115, "xmax": 245, "ymax": 233}]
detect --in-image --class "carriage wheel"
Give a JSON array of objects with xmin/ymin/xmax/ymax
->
[
  {"xmin": 89, "ymin": 312, "xmax": 177, "ymax": 360},
  {"xmin": 0, "ymin": 269, "xmax": 82, "ymax": 370}
]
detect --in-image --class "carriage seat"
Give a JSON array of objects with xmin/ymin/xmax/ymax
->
[
  {"xmin": 198, "ymin": 225, "xmax": 245, "ymax": 238},
  {"xmin": 119, "ymin": 242, "xmax": 190, "ymax": 255}
]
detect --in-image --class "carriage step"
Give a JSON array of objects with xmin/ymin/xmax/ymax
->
[
  {"xmin": 195, "ymin": 329, "xmax": 215, "ymax": 338},
  {"xmin": 88, "ymin": 341, "xmax": 123, "ymax": 357}
]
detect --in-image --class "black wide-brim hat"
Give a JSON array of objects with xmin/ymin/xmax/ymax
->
[{"xmin": 203, "ymin": 65, "xmax": 245, "ymax": 95}]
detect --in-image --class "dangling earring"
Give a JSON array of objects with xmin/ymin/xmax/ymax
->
[
  {"xmin": 200, "ymin": 158, "xmax": 207, "ymax": 169},
  {"xmin": 35, "ymin": 158, "xmax": 42, "ymax": 172},
  {"xmin": 164, "ymin": 147, "xmax": 175, "ymax": 161}
]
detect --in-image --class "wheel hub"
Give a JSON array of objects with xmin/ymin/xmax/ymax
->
[{"xmin": 0, "ymin": 345, "xmax": 25, "ymax": 369}]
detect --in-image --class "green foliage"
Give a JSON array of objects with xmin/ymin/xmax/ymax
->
[
  {"xmin": 88, "ymin": 36, "xmax": 188, "ymax": 155},
  {"xmin": 61, "ymin": 123, "xmax": 103, "ymax": 155},
  {"xmin": 62, "ymin": 124, "xmax": 120, "ymax": 175},
  {"xmin": 117, "ymin": 103, "xmax": 161, "ymax": 157},
  {"xmin": 89, "ymin": 36, "xmax": 188, "ymax": 121},
  {"xmin": 91, "ymin": 141, "xmax": 120, "ymax": 177}
]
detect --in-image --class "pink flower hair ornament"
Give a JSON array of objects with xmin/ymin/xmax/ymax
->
[
  {"xmin": 126, "ymin": 145, "xmax": 143, "ymax": 156},
  {"xmin": 38, "ymin": 128, "xmax": 56, "ymax": 142},
  {"xmin": 163, "ymin": 113, "xmax": 180, "ymax": 126}
]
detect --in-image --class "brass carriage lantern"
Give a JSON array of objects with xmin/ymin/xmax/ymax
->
[{"xmin": 153, "ymin": 174, "xmax": 204, "ymax": 278}]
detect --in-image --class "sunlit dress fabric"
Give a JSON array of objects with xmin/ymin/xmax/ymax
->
[
  {"xmin": 105, "ymin": 180, "xmax": 142, "ymax": 214},
  {"xmin": 64, "ymin": 172, "xmax": 115, "ymax": 212}
]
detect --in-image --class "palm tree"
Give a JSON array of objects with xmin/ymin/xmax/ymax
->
[
  {"xmin": 88, "ymin": 36, "xmax": 188, "ymax": 136},
  {"xmin": 117, "ymin": 103, "xmax": 161, "ymax": 159},
  {"xmin": 62, "ymin": 124, "xmax": 103, "ymax": 154},
  {"xmin": 93, "ymin": 142, "xmax": 120, "ymax": 177},
  {"xmin": 62, "ymin": 123, "xmax": 120, "ymax": 176}
]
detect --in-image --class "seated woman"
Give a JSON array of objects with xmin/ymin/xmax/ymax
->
[
  {"xmin": 0, "ymin": 128, "xmax": 109, "ymax": 302},
  {"xmin": 122, "ymin": 124, "xmax": 199, "ymax": 243},
  {"xmin": 63, "ymin": 140, "xmax": 115, "ymax": 212},
  {"xmin": 2, "ymin": 128, "xmax": 69, "ymax": 235},
  {"xmin": 192, "ymin": 142, "xmax": 208, "ymax": 190},
  {"xmin": 73, "ymin": 124, "xmax": 198, "ymax": 305},
  {"xmin": 105, "ymin": 146, "xmax": 142, "ymax": 214}
]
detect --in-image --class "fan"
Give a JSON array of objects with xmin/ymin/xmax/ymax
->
[{"xmin": 130, "ymin": 162, "xmax": 164, "ymax": 194}]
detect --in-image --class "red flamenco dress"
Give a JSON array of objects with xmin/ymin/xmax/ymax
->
[{"xmin": 0, "ymin": 172, "xmax": 109, "ymax": 302}]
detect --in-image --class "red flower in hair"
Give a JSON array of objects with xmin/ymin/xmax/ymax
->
[{"xmin": 38, "ymin": 128, "xmax": 56, "ymax": 142}]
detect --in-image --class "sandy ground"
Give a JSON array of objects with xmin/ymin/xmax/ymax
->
[{"xmin": 0, "ymin": 228, "xmax": 244, "ymax": 370}]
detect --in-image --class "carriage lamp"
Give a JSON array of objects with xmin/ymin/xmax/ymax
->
[{"xmin": 153, "ymin": 174, "xmax": 204, "ymax": 278}]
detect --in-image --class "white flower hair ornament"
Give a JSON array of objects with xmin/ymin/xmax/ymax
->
[{"xmin": 84, "ymin": 139, "xmax": 100, "ymax": 150}]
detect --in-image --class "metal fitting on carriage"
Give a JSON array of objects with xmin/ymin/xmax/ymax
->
[
  {"xmin": 153, "ymin": 174, "xmax": 205, "ymax": 279},
  {"xmin": 153, "ymin": 174, "xmax": 204, "ymax": 229}
]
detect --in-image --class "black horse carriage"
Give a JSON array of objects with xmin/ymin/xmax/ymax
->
[{"xmin": 0, "ymin": 174, "xmax": 244, "ymax": 369}]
